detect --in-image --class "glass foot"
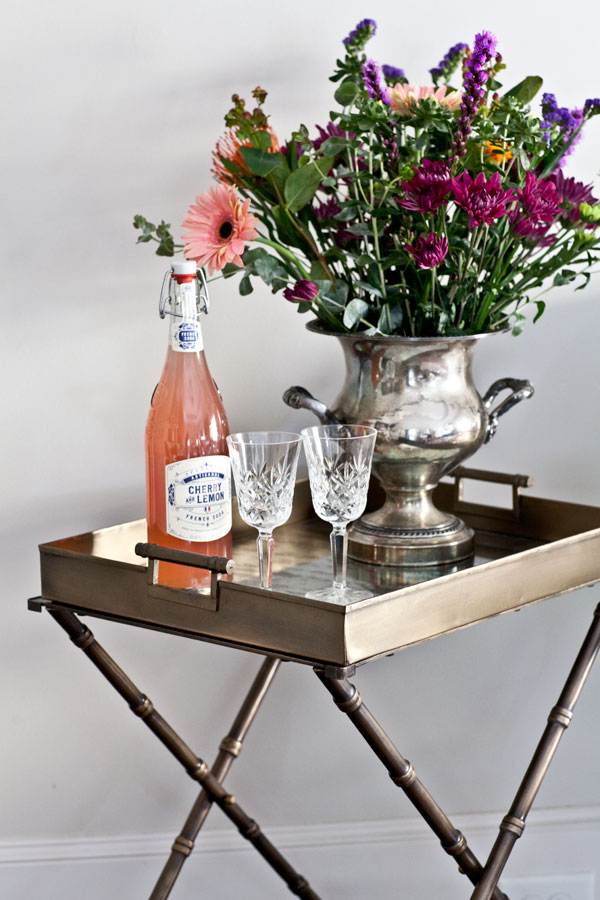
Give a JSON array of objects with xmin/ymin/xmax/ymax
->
[{"xmin": 305, "ymin": 584, "xmax": 373, "ymax": 605}]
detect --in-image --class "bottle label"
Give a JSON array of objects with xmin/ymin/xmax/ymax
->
[
  {"xmin": 165, "ymin": 456, "xmax": 231, "ymax": 542},
  {"xmin": 170, "ymin": 283, "xmax": 203, "ymax": 352}
]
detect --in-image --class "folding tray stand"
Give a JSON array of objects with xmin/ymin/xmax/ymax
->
[{"xmin": 29, "ymin": 468, "xmax": 600, "ymax": 900}]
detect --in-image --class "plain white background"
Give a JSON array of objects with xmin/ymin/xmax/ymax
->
[{"xmin": 2, "ymin": 0, "xmax": 600, "ymax": 894}]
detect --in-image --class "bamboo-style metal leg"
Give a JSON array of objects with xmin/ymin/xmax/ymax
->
[
  {"xmin": 149, "ymin": 655, "xmax": 280, "ymax": 900},
  {"xmin": 314, "ymin": 668, "xmax": 510, "ymax": 900},
  {"xmin": 469, "ymin": 601, "xmax": 600, "ymax": 900},
  {"xmin": 47, "ymin": 607, "xmax": 321, "ymax": 900}
]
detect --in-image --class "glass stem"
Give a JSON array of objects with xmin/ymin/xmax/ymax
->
[
  {"xmin": 257, "ymin": 530, "xmax": 274, "ymax": 590},
  {"xmin": 331, "ymin": 526, "xmax": 347, "ymax": 590}
]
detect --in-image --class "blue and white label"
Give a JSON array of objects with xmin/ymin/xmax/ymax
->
[
  {"xmin": 165, "ymin": 455, "xmax": 231, "ymax": 541},
  {"xmin": 170, "ymin": 319, "xmax": 203, "ymax": 352},
  {"xmin": 169, "ymin": 282, "xmax": 203, "ymax": 352}
]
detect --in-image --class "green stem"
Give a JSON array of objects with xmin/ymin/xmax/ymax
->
[{"xmin": 255, "ymin": 236, "xmax": 310, "ymax": 278}]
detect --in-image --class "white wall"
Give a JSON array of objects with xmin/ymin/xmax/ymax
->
[{"xmin": 2, "ymin": 1, "xmax": 600, "ymax": 897}]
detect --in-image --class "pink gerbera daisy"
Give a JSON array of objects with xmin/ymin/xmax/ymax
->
[
  {"xmin": 182, "ymin": 185, "xmax": 259, "ymax": 275},
  {"xmin": 389, "ymin": 83, "xmax": 462, "ymax": 115}
]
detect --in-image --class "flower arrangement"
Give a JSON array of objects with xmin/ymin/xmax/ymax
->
[{"xmin": 134, "ymin": 19, "xmax": 600, "ymax": 336}]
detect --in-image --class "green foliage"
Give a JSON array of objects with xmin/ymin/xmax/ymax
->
[{"xmin": 133, "ymin": 216, "xmax": 176, "ymax": 257}]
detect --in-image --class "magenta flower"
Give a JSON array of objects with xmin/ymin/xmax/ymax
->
[
  {"xmin": 314, "ymin": 197, "xmax": 342, "ymax": 221},
  {"xmin": 283, "ymin": 279, "xmax": 319, "ymax": 304},
  {"xmin": 400, "ymin": 159, "xmax": 452, "ymax": 213},
  {"xmin": 406, "ymin": 233, "xmax": 449, "ymax": 269},
  {"xmin": 517, "ymin": 171, "xmax": 560, "ymax": 223},
  {"xmin": 548, "ymin": 170, "xmax": 598, "ymax": 225},
  {"xmin": 509, "ymin": 211, "xmax": 557, "ymax": 247},
  {"xmin": 452, "ymin": 171, "xmax": 515, "ymax": 229}
]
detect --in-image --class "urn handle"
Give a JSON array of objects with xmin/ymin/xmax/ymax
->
[
  {"xmin": 483, "ymin": 378, "xmax": 534, "ymax": 443},
  {"xmin": 282, "ymin": 385, "xmax": 341, "ymax": 426}
]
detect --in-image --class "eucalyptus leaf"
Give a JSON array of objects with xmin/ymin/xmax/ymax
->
[
  {"xmin": 239, "ymin": 274, "xmax": 253, "ymax": 296},
  {"xmin": 334, "ymin": 79, "xmax": 360, "ymax": 106},
  {"xmin": 355, "ymin": 280, "xmax": 384, "ymax": 298},
  {"xmin": 343, "ymin": 298, "xmax": 370, "ymax": 329},
  {"xmin": 347, "ymin": 222, "xmax": 372, "ymax": 236},
  {"xmin": 319, "ymin": 136, "xmax": 351, "ymax": 155},
  {"xmin": 377, "ymin": 303, "xmax": 404, "ymax": 334}
]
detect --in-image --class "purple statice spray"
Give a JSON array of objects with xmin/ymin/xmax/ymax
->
[
  {"xmin": 382, "ymin": 64, "xmax": 406, "ymax": 84},
  {"xmin": 430, "ymin": 42, "xmax": 468, "ymax": 85},
  {"xmin": 362, "ymin": 59, "xmax": 392, "ymax": 105},
  {"xmin": 540, "ymin": 93, "xmax": 579, "ymax": 145},
  {"xmin": 584, "ymin": 98, "xmax": 600, "ymax": 115},
  {"xmin": 451, "ymin": 30, "xmax": 497, "ymax": 162},
  {"xmin": 343, "ymin": 18, "xmax": 376, "ymax": 51}
]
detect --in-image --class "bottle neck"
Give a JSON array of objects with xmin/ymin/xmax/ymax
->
[{"xmin": 167, "ymin": 277, "xmax": 204, "ymax": 353}]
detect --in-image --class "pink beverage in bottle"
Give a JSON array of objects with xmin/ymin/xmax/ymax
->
[{"xmin": 145, "ymin": 260, "xmax": 232, "ymax": 589}]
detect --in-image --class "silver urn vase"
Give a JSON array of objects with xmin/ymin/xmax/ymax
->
[{"xmin": 284, "ymin": 321, "xmax": 533, "ymax": 566}]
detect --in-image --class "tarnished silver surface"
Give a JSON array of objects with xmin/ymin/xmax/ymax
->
[{"xmin": 285, "ymin": 323, "xmax": 533, "ymax": 565}]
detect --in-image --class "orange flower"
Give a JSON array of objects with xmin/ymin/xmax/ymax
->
[
  {"xmin": 182, "ymin": 185, "xmax": 259, "ymax": 275},
  {"xmin": 212, "ymin": 126, "xmax": 280, "ymax": 184},
  {"xmin": 483, "ymin": 140, "xmax": 513, "ymax": 164}
]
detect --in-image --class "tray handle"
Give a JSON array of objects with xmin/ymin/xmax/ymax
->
[
  {"xmin": 135, "ymin": 542, "xmax": 234, "ymax": 610},
  {"xmin": 452, "ymin": 467, "xmax": 533, "ymax": 522}
]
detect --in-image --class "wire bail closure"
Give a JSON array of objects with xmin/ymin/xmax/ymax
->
[{"xmin": 159, "ymin": 266, "xmax": 210, "ymax": 319}]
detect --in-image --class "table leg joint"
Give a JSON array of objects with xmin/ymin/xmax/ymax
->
[
  {"xmin": 442, "ymin": 830, "xmax": 467, "ymax": 857},
  {"xmin": 219, "ymin": 736, "xmax": 243, "ymax": 757},
  {"xmin": 548, "ymin": 705, "xmax": 573, "ymax": 728},
  {"xmin": 171, "ymin": 836, "xmax": 194, "ymax": 857},
  {"xmin": 500, "ymin": 815, "xmax": 526, "ymax": 839}
]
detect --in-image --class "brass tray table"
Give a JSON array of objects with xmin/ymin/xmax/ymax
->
[{"xmin": 29, "ymin": 469, "xmax": 600, "ymax": 900}]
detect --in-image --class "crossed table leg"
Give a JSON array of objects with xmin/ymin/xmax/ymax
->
[{"xmin": 42, "ymin": 601, "xmax": 600, "ymax": 899}]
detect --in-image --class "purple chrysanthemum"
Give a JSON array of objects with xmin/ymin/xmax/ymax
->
[
  {"xmin": 406, "ymin": 233, "xmax": 449, "ymax": 269},
  {"xmin": 430, "ymin": 42, "xmax": 468, "ymax": 83},
  {"xmin": 549, "ymin": 170, "xmax": 597, "ymax": 206},
  {"xmin": 452, "ymin": 171, "xmax": 515, "ymax": 229},
  {"xmin": 343, "ymin": 18, "xmax": 376, "ymax": 50},
  {"xmin": 362, "ymin": 59, "xmax": 391, "ymax": 105},
  {"xmin": 336, "ymin": 224, "xmax": 356, "ymax": 246},
  {"xmin": 399, "ymin": 159, "xmax": 452, "ymax": 213},
  {"xmin": 314, "ymin": 197, "xmax": 342, "ymax": 221},
  {"xmin": 516, "ymin": 171, "xmax": 560, "ymax": 223},
  {"xmin": 548, "ymin": 170, "xmax": 598, "ymax": 225},
  {"xmin": 509, "ymin": 212, "xmax": 556, "ymax": 248},
  {"xmin": 382, "ymin": 64, "xmax": 406, "ymax": 83},
  {"xmin": 451, "ymin": 31, "xmax": 497, "ymax": 161},
  {"xmin": 283, "ymin": 279, "xmax": 319, "ymax": 304}
]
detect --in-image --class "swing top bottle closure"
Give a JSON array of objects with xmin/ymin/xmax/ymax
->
[{"xmin": 145, "ymin": 260, "xmax": 232, "ymax": 590}]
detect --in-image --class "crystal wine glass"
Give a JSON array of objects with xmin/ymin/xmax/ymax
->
[
  {"xmin": 227, "ymin": 432, "xmax": 302, "ymax": 589},
  {"xmin": 302, "ymin": 424, "xmax": 377, "ymax": 603}
]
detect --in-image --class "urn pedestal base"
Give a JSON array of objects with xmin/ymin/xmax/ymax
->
[{"xmin": 348, "ymin": 516, "xmax": 475, "ymax": 566}]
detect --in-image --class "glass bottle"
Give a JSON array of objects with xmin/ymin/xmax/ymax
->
[{"xmin": 145, "ymin": 260, "xmax": 232, "ymax": 590}]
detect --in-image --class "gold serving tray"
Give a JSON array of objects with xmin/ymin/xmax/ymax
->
[{"xmin": 37, "ymin": 470, "xmax": 600, "ymax": 668}]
